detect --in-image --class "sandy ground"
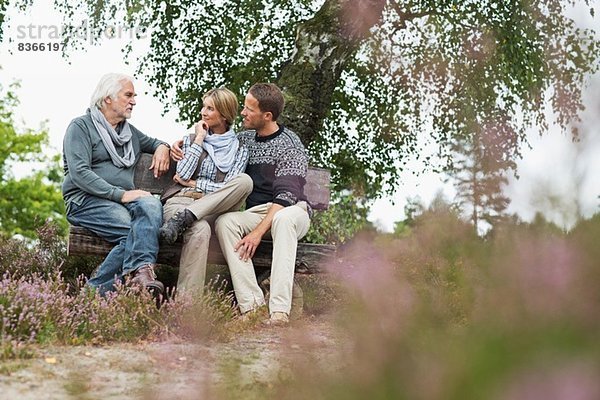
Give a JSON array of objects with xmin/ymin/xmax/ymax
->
[{"xmin": 0, "ymin": 316, "xmax": 342, "ymax": 400}]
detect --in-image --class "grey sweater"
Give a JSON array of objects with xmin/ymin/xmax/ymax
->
[{"xmin": 62, "ymin": 111, "xmax": 166, "ymax": 212}]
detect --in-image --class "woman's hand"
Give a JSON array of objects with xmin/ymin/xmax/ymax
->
[
  {"xmin": 194, "ymin": 121, "xmax": 208, "ymax": 144},
  {"xmin": 173, "ymin": 173, "xmax": 196, "ymax": 188},
  {"xmin": 170, "ymin": 139, "xmax": 184, "ymax": 161}
]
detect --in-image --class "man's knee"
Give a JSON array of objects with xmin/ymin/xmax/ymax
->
[
  {"xmin": 215, "ymin": 212, "xmax": 239, "ymax": 236},
  {"xmin": 137, "ymin": 195, "xmax": 162, "ymax": 210},
  {"xmin": 215, "ymin": 213, "xmax": 230, "ymax": 231},
  {"xmin": 272, "ymin": 206, "xmax": 309, "ymax": 235},
  {"xmin": 135, "ymin": 196, "xmax": 163, "ymax": 218},
  {"xmin": 272, "ymin": 211, "xmax": 294, "ymax": 231}
]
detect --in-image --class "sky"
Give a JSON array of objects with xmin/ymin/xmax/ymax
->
[{"xmin": 1, "ymin": 1, "xmax": 599, "ymax": 232}]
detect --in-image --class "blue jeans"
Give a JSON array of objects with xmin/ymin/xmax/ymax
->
[{"xmin": 67, "ymin": 194, "xmax": 163, "ymax": 294}]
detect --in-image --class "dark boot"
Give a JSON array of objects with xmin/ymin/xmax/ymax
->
[
  {"xmin": 159, "ymin": 209, "xmax": 196, "ymax": 244},
  {"xmin": 130, "ymin": 264, "xmax": 165, "ymax": 299}
]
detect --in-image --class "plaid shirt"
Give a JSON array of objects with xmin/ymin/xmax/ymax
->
[{"xmin": 177, "ymin": 134, "xmax": 249, "ymax": 194}]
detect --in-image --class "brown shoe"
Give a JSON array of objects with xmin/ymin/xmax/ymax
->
[{"xmin": 130, "ymin": 264, "xmax": 165, "ymax": 297}]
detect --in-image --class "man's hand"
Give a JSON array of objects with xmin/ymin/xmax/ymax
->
[
  {"xmin": 171, "ymin": 139, "xmax": 184, "ymax": 161},
  {"xmin": 234, "ymin": 203, "xmax": 284, "ymax": 262},
  {"xmin": 234, "ymin": 230, "xmax": 264, "ymax": 262},
  {"xmin": 150, "ymin": 144, "xmax": 171, "ymax": 178},
  {"xmin": 121, "ymin": 189, "xmax": 152, "ymax": 203},
  {"xmin": 173, "ymin": 173, "xmax": 196, "ymax": 188}
]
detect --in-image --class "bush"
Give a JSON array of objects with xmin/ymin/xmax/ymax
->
[
  {"xmin": 305, "ymin": 193, "xmax": 371, "ymax": 244},
  {"xmin": 0, "ymin": 272, "xmax": 162, "ymax": 358},
  {"xmin": 256, "ymin": 209, "xmax": 600, "ymax": 399},
  {"xmin": 0, "ymin": 223, "xmax": 243, "ymax": 359},
  {"xmin": 0, "ymin": 222, "xmax": 99, "ymax": 288}
]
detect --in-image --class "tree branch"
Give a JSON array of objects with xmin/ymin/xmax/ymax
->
[
  {"xmin": 389, "ymin": 0, "xmax": 433, "ymax": 29},
  {"xmin": 389, "ymin": 0, "xmax": 477, "ymax": 31}
]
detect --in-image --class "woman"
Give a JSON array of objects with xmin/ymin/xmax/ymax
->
[{"xmin": 161, "ymin": 87, "xmax": 252, "ymax": 295}]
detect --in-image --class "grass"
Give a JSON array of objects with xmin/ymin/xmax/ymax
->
[
  {"xmin": 3, "ymin": 212, "xmax": 600, "ymax": 399},
  {"xmin": 63, "ymin": 370, "xmax": 92, "ymax": 399},
  {"xmin": 0, "ymin": 360, "xmax": 27, "ymax": 375}
]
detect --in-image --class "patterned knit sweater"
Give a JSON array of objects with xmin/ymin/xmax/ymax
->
[{"xmin": 238, "ymin": 125, "xmax": 308, "ymax": 209}]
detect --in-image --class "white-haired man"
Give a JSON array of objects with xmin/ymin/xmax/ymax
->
[{"xmin": 62, "ymin": 73, "xmax": 171, "ymax": 296}]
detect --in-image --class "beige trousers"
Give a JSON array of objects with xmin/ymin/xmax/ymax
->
[
  {"xmin": 215, "ymin": 202, "xmax": 310, "ymax": 314},
  {"xmin": 163, "ymin": 173, "xmax": 253, "ymax": 295}
]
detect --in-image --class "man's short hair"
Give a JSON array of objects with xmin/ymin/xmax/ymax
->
[
  {"xmin": 90, "ymin": 73, "xmax": 134, "ymax": 109},
  {"xmin": 203, "ymin": 87, "xmax": 238, "ymax": 128},
  {"xmin": 248, "ymin": 83, "xmax": 285, "ymax": 121}
]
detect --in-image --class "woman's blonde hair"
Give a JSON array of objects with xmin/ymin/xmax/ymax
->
[{"xmin": 203, "ymin": 87, "xmax": 238, "ymax": 127}]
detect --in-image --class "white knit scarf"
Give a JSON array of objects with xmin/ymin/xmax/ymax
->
[{"xmin": 89, "ymin": 107, "xmax": 135, "ymax": 168}]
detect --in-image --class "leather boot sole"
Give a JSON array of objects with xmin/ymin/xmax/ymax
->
[{"xmin": 145, "ymin": 282, "xmax": 165, "ymax": 308}]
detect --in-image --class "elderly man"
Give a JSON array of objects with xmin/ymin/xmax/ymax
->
[
  {"xmin": 62, "ymin": 73, "xmax": 171, "ymax": 296},
  {"xmin": 215, "ymin": 83, "xmax": 311, "ymax": 326}
]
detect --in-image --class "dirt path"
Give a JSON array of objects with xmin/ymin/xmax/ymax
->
[{"xmin": 0, "ymin": 316, "xmax": 342, "ymax": 399}]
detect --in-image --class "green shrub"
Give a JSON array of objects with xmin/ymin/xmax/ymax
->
[{"xmin": 305, "ymin": 193, "xmax": 371, "ymax": 244}]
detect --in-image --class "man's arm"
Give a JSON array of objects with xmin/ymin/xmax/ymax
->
[
  {"xmin": 64, "ymin": 120, "xmax": 126, "ymax": 202},
  {"xmin": 272, "ymin": 146, "xmax": 308, "ymax": 208},
  {"xmin": 233, "ymin": 131, "xmax": 308, "ymax": 261},
  {"xmin": 234, "ymin": 203, "xmax": 284, "ymax": 261},
  {"xmin": 150, "ymin": 144, "xmax": 171, "ymax": 178},
  {"xmin": 135, "ymin": 127, "xmax": 171, "ymax": 177}
]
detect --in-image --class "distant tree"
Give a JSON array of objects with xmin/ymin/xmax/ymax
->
[
  {"xmin": 528, "ymin": 211, "xmax": 567, "ymax": 234},
  {"xmin": 448, "ymin": 123, "xmax": 513, "ymax": 233},
  {"xmin": 406, "ymin": 190, "xmax": 462, "ymax": 224},
  {"xmin": 0, "ymin": 80, "xmax": 65, "ymax": 239},
  {"xmin": 393, "ymin": 197, "xmax": 424, "ymax": 237},
  {"xmin": 427, "ymin": 190, "xmax": 457, "ymax": 214},
  {"xmin": 1, "ymin": 0, "xmax": 596, "ymax": 201}
]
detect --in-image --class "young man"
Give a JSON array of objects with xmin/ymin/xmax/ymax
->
[
  {"xmin": 62, "ymin": 73, "xmax": 171, "ymax": 296},
  {"xmin": 216, "ymin": 83, "xmax": 311, "ymax": 326}
]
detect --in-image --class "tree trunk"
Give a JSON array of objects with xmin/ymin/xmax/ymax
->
[{"xmin": 277, "ymin": 0, "xmax": 386, "ymax": 145}]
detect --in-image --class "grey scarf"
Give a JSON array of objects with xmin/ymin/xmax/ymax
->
[
  {"xmin": 89, "ymin": 107, "xmax": 135, "ymax": 168},
  {"xmin": 202, "ymin": 127, "xmax": 239, "ymax": 173}
]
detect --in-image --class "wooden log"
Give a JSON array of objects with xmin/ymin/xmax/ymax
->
[{"xmin": 68, "ymin": 226, "xmax": 336, "ymax": 274}]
